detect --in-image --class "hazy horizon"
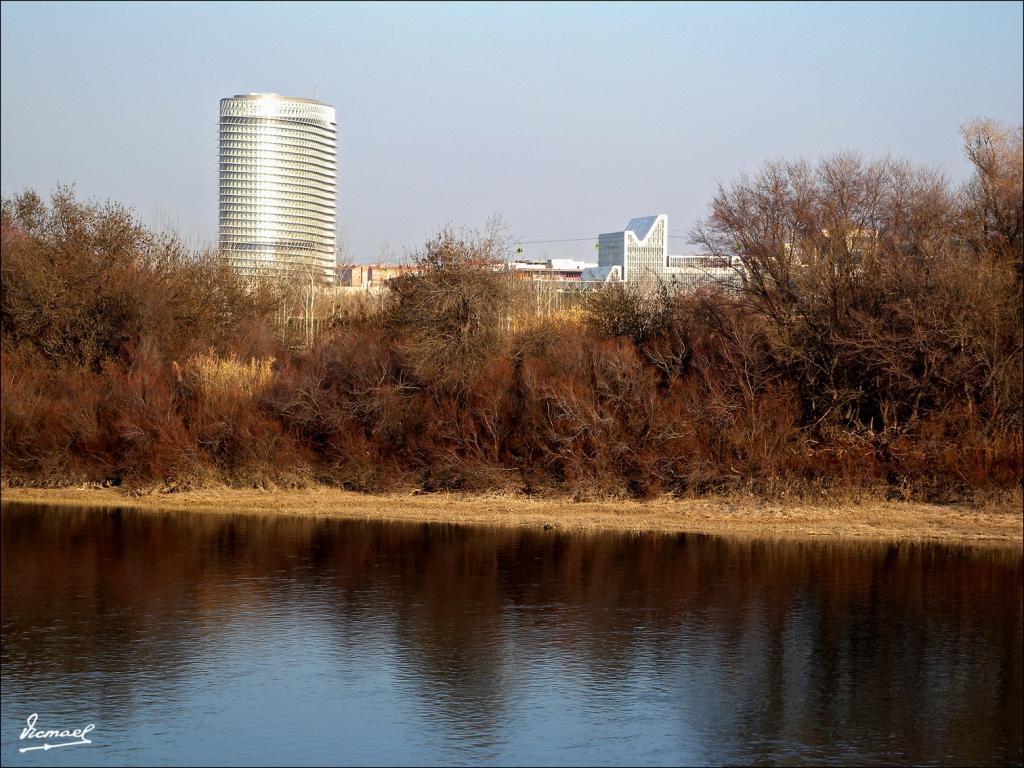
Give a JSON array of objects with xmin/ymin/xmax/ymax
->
[{"xmin": 2, "ymin": 1, "xmax": 1022, "ymax": 263}]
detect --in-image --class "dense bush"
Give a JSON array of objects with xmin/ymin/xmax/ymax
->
[{"xmin": 1, "ymin": 123, "xmax": 1021, "ymax": 501}]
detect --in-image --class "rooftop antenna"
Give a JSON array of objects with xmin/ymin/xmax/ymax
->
[{"xmin": 313, "ymin": 83, "xmax": 319, "ymax": 101}]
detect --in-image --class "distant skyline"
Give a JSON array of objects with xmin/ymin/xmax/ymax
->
[{"xmin": 2, "ymin": 1, "xmax": 1022, "ymax": 263}]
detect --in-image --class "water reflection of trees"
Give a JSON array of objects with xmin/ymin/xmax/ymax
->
[{"xmin": 2, "ymin": 503, "xmax": 1020, "ymax": 764}]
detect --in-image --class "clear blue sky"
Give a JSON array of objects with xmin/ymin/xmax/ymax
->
[{"xmin": 2, "ymin": 1, "xmax": 1022, "ymax": 262}]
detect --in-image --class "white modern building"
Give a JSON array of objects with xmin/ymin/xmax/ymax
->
[
  {"xmin": 219, "ymin": 93, "xmax": 337, "ymax": 282},
  {"xmin": 593, "ymin": 214, "xmax": 738, "ymax": 290}
]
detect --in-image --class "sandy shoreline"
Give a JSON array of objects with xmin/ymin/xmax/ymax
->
[{"xmin": 2, "ymin": 485, "xmax": 1021, "ymax": 547}]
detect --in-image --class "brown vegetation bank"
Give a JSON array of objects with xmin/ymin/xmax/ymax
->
[
  {"xmin": 2, "ymin": 120, "xmax": 1022, "ymax": 514},
  {"xmin": 2, "ymin": 487, "xmax": 1021, "ymax": 548}
]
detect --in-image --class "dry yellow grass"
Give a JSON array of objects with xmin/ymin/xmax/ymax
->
[
  {"xmin": 2, "ymin": 486, "xmax": 1021, "ymax": 547},
  {"xmin": 173, "ymin": 352, "xmax": 274, "ymax": 399}
]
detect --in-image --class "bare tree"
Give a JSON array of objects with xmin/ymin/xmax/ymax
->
[
  {"xmin": 386, "ymin": 216, "xmax": 512, "ymax": 395},
  {"xmin": 689, "ymin": 147, "xmax": 1020, "ymax": 440},
  {"xmin": 960, "ymin": 119, "xmax": 1023, "ymax": 279}
]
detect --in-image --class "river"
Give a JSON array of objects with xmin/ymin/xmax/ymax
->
[{"xmin": 1, "ymin": 502, "xmax": 1021, "ymax": 766}]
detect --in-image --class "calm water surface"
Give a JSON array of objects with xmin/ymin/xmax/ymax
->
[{"xmin": 1, "ymin": 502, "xmax": 1021, "ymax": 766}]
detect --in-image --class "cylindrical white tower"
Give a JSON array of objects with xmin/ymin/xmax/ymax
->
[{"xmin": 218, "ymin": 93, "xmax": 337, "ymax": 282}]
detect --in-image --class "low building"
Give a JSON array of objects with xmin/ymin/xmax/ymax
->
[
  {"xmin": 505, "ymin": 258, "xmax": 597, "ymax": 281},
  {"xmin": 336, "ymin": 264, "xmax": 420, "ymax": 289}
]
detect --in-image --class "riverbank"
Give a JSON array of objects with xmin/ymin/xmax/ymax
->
[{"xmin": 2, "ymin": 486, "xmax": 1021, "ymax": 547}]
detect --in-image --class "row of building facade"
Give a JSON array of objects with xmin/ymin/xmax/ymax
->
[{"xmin": 217, "ymin": 93, "xmax": 738, "ymax": 292}]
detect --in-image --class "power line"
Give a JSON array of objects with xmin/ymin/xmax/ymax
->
[
  {"xmin": 515, "ymin": 236, "xmax": 597, "ymax": 244},
  {"xmin": 515, "ymin": 234, "xmax": 694, "ymax": 244},
  {"xmin": 513, "ymin": 232, "xmax": 598, "ymax": 238}
]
